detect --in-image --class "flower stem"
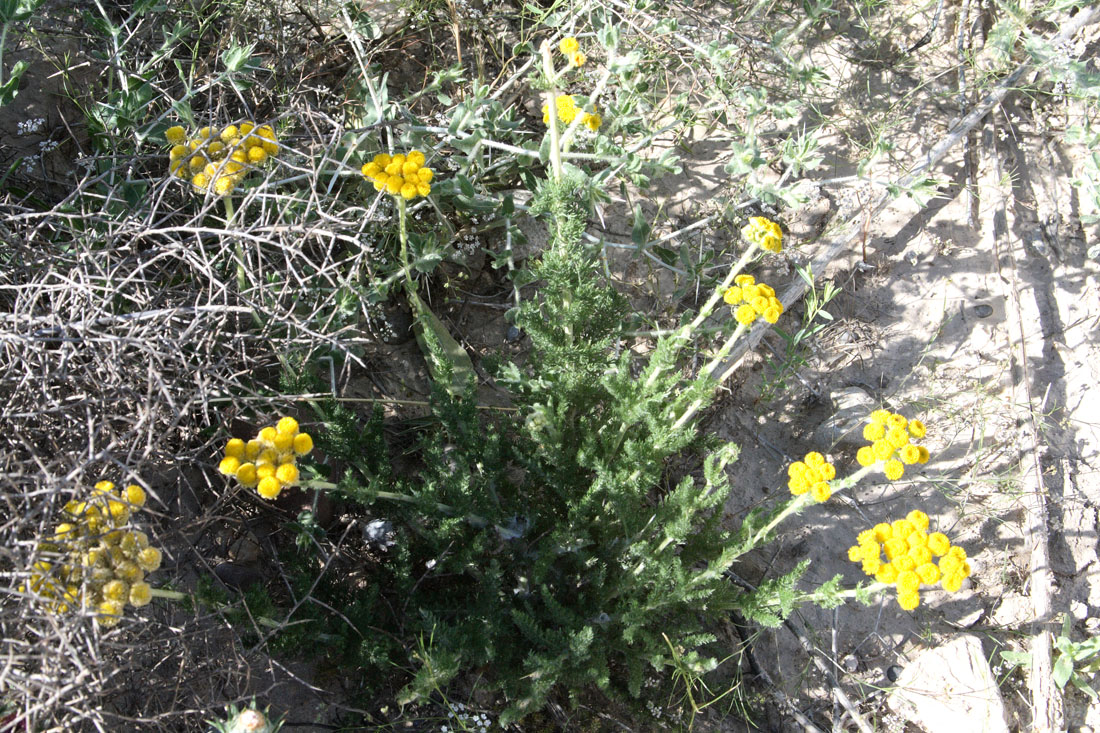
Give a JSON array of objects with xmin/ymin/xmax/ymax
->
[
  {"xmin": 540, "ymin": 41, "xmax": 564, "ymax": 182},
  {"xmin": 397, "ymin": 196, "xmax": 414, "ymax": 290},
  {"xmin": 149, "ymin": 587, "xmax": 282, "ymax": 629}
]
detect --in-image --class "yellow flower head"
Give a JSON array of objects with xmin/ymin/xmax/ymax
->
[
  {"xmin": 723, "ymin": 287, "xmax": 742, "ymax": 305},
  {"xmin": 571, "ymin": 51, "xmax": 587, "ymax": 67},
  {"xmin": 167, "ymin": 120, "xmax": 277, "ymax": 194},
  {"xmin": 862, "ymin": 421, "xmax": 886, "ymax": 442},
  {"xmin": 906, "ymin": 509, "xmax": 929, "ymax": 532},
  {"xmin": 165, "ymin": 126, "xmax": 187, "ymax": 144},
  {"xmin": 883, "ymin": 459, "xmax": 904, "ymax": 481},
  {"xmin": 361, "ymin": 150, "xmax": 434, "ymax": 199},
  {"xmin": 897, "ymin": 589, "xmax": 920, "ymax": 611},
  {"xmin": 559, "ymin": 37, "xmax": 579, "ymax": 55},
  {"xmin": 583, "ymin": 112, "xmax": 602, "ymax": 131},
  {"xmin": 136, "ymin": 547, "xmax": 162, "ymax": 573},
  {"xmin": 734, "ymin": 304, "xmax": 757, "ymax": 326},
  {"xmin": 856, "ymin": 446, "xmax": 876, "ymax": 467},
  {"xmin": 129, "ymin": 581, "xmax": 153, "ymax": 608},
  {"xmin": 927, "ymin": 532, "xmax": 951, "ymax": 556},
  {"xmin": 869, "ymin": 409, "xmax": 891, "ymax": 424},
  {"xmin": 885, "ymin": 426, "xmax": 910, "ymax": 450},
  {"xmin": 871, "ymin": 440, "xmax": 894, "ymax": 461},
  {"xmin": 915, "ymin": 562, "xmax": 940, "ymax": 585},
  {"xmin": 741, "ymin": 217, "xmax": 783, "ymax": 252},
  {"xmin": 257, "ymin": 476, "xmax": 282, "ymax": 500},
  {"xmin": 810, "ymin": 481, "xmax": 831, "ymax": 503},
  {"xmin": 886, "ymin": 413, "xmax": 908, "ymax": 430},
  {"xmin": 899, "ymin": 444, "xmax": 922, "ymax": 465},
  {"xmin": 941, "ymin": 574, "xmax": 964, "ymax": 592},
  {"xmin": 222, "ymin": 417, "xmax": 312, "ymax": 499}
]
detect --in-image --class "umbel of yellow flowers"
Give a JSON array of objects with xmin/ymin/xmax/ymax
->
[
  {"xmin": 541, "ymin": 95, "xmax": 601, "ymax": 131},
  {"xmin": 856, "ymin": 410, "xmax": 930, "ymax": 481},
  {"xmin": 559, "ymin": 36, "xmax": 586, "ymax": 67},
  {"xmin": 219, "ymin": 416, "xmax": 313, "ymax": 500},
  {"xmin": 742, "ymin": 216, "xmax": 783, "ymax": 253},
  {"xmin": 723, "ymin": 274, "xmax": 784, "ymax": 325},
  {"xmin": 166, "ymin": 122, "xmax": 279, "ymax": 196},
  {"xmin": 360, "ymin": 151, "xmax": 434, "ymax": 200},
  {"xmin": 19, "ymin": 480, "xmax": 162, "ymax": 627},
  {"xmin": 787, "ymin": 451, "xmax": 837, "ymax": 502},
  {"xmin": 848, "ymin": 509, "xmax": 971, "ymax": 610}
]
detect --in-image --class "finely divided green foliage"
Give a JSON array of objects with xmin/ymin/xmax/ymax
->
[{"xmin": 280, "ymin": 178, "xmax": 804, "ymax": 722}]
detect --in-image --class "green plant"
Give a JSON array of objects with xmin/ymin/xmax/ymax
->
[
  {"xmin": 760, "ymin": 264, "xmax": 838, "ymax": 402},
  {"xmin": 0, "ymin": 0, "xmax": 42, "ymax": 105},
  {"xmin": 1002, "ymin": 615, "xmax": 1100, "ymax": 700}
]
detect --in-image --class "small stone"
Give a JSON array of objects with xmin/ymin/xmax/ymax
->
[
  {"xmin": 949, "ymin": 606, "xmax": 985, "ymax": 629},
  {"xmin": 1072, "ymin": 600, "xmax": 1089, "ymax": 621},
  {"xmin": 887, "ymin": 635, "xmax": 1009, "ymax": 733},
  {"xmin": 991, "ymin": 593, "xmax": 1032, "ymax": 628},
  {"xmin": 228, "ymin": 533, "xmax": 262, "ymax": 565},
  {"xmin": 214, "ymin": 562, "xmax": 262, "ymax": 591},
  {"xmin": 363, "ymin": 518, "xmax": 396, "ymax": 550},
  {"xmin": 886, "ymin": 664, "xmax": 904, "ymax": 682},
  {"xmin": 505, "ymin": 325, "xmax": 522, "ymax": 343},
  {"xmin": 842, "ymin": 654, "xmax": 860, "ymax": 673},
  {"xmin": 812, "ymin": 386, "xmax": 877, "ymax": 450},
  {"xmin": 973, "ymin": 303, "xmax": 994, "ymax": 318}
]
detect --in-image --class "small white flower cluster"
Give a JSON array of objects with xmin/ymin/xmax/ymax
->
[
  {"xmin": 39, "ymin": 139, "xmax": 59, "ymax": 153},
  {"xmin": 17, "ymin": 117, "xmax": 45, "ymax": 135},
  {"xmin": 451, "ymin": 0, "xmax": 485, "ymax": 20},
  {"xmin": 440, "ymin": 702, "xmax": 493, "ymax": 732}
]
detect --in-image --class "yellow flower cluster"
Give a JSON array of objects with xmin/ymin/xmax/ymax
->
[
  {"xmin": 847, "ymin": 509, "xmax": 971, "ymax": 610},
  {"xmin": 219, "ymin": 416, "xmax": 313, "ymax": 500},
  {"xmin": 742, "ymin": 216, "xmax": 783, "ymax": 253},
  {"xmin": 19, "ymin": 481, "xmax": 162, "ymax": 627},
  {"xmin": 723, "ymin": 274, "xmax": 783, "ymax": 325},
  {"xmin": 559, "ymin": 36, "xmax": 586, "ymax": 66},
  {"xmin": 541, "ymin": 95, "xmax": 602, "ymax": 131},
  {"xmin": 166, "ymin": 122, "xmax": 279, "ymax": 196},
  {"xmin": 855, "ymin": 410, "xmax": 930, "ymax": 481},
  {"xmin": 360, "ymin": 151, "xmax": 434, "ymax": 200},
  {"xmin": 787, "ymin": 452, "xmax": 837, "ymax": 502}
]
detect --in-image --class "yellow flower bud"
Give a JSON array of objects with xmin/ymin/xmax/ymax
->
[
  {"xmin": 214, "ymin": 176, "xmax": 235, "ymax": 196},
  {"xmin": 293, "ymin": 432, "xmax": 313, "ymax": 455},
  {"xmin": 165, "ymin": 126, "xmax": 187, "ymax": 144},
  {"xmin": 275, "ymin": 463, "xmax": 299, "ymax": 485},
  {"xmin": 257, "ymin": 476, "xmax": 282, "ymax": 500},
  {"xmin": 97, "ymin": 600, "xmax": 124, "ymax": 626},
  {"xmin": 103, "ymin": 579, "xmax": 129, "ymax": 603},
  {"xmin": 129, "ymin": 581, "xmax": 152, "ymax": 607},
  {"xmin": 136, "ymin": 547, "xmax": 162, "ymax": 573},
  {"xmin": 236, "ymin": 463, "xmax": 258, "ymax": 486},
  {"xmin": 897, "ymin": 590, "xmax": 920, "ymax": 611},
  {"xmin": 219, "ymin": 456, "xmax": 242, "ymax": 476}
]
